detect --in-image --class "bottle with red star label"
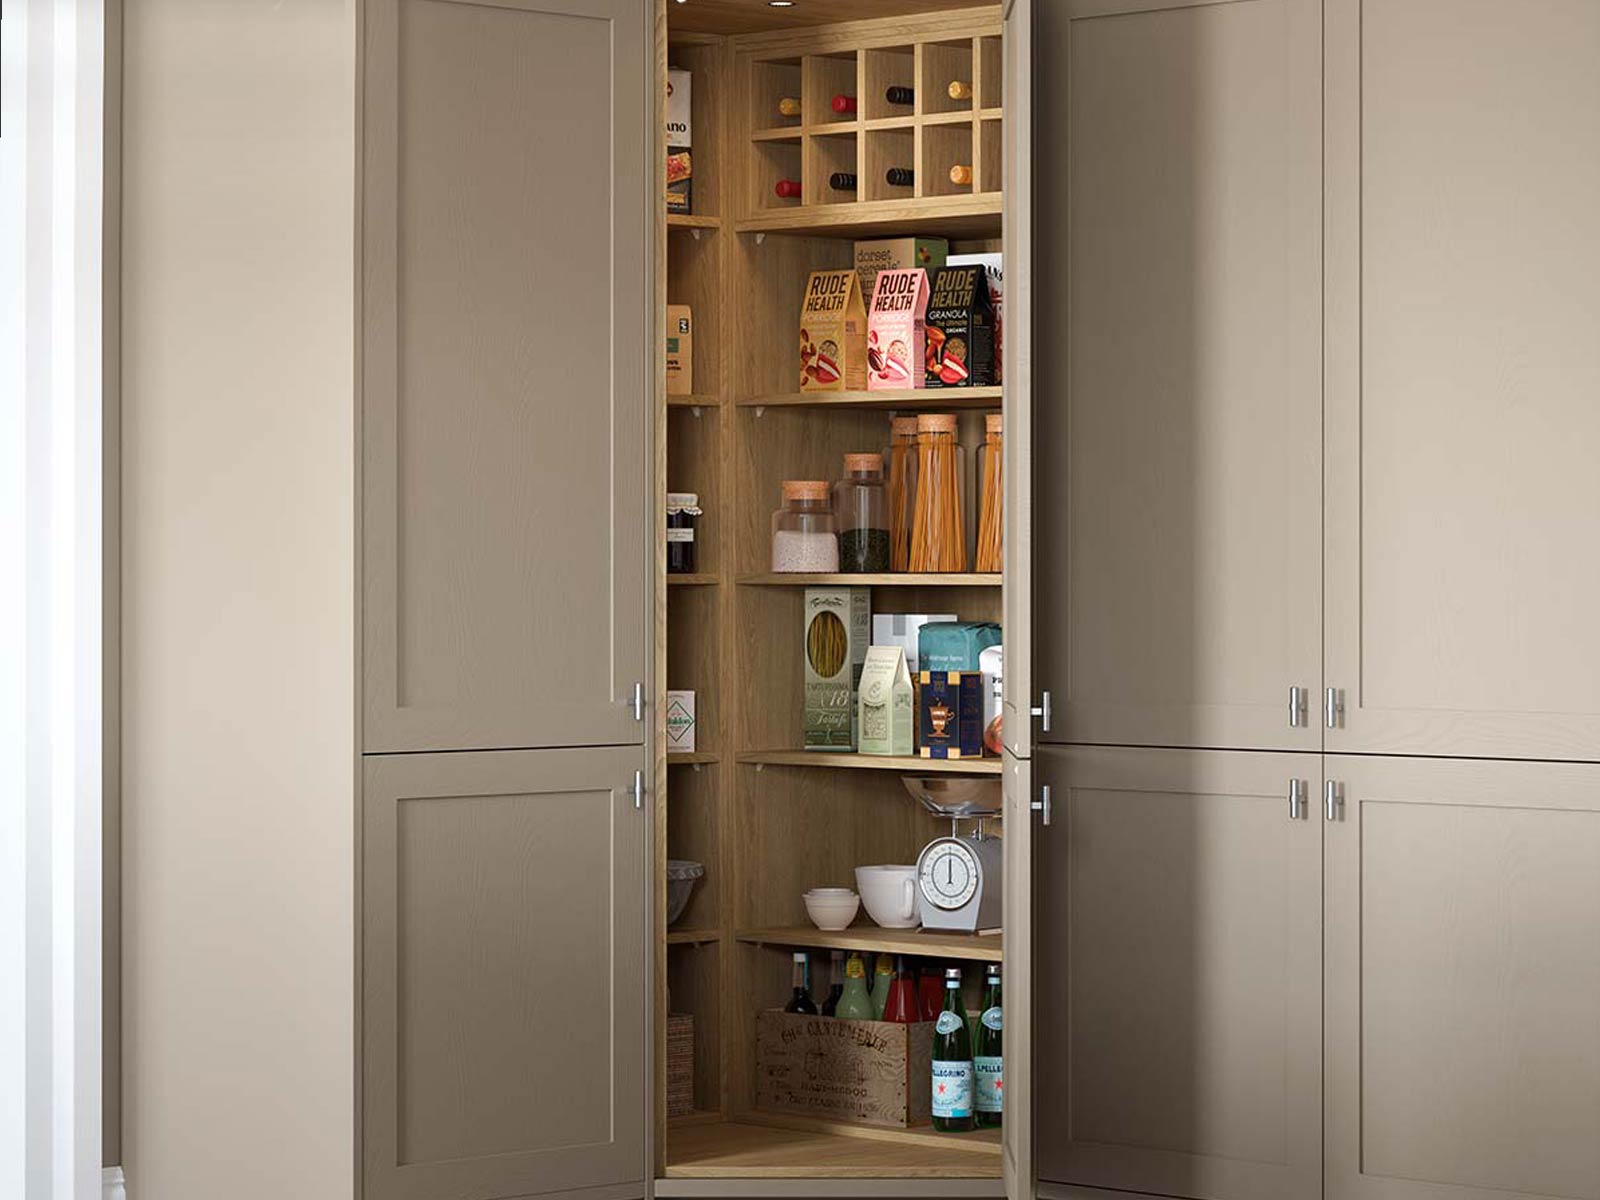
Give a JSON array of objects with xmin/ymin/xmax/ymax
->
[
  {"xmin": 974, "ymin": 963, "xmax": 1002, "ymax": 1126},
  {"xmin": 931, "ymin": 966, "xmax": 975, "ymax": 1132}
]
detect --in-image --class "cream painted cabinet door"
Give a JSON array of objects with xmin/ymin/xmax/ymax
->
[
  {"xmin": 1035, "ymin": 746, "xmax": 1323, "ymax": 1200},
  {"xmin": 362, "ymin": 0, "xmax": 651, "ymax": 754},
  {"xmin": 1324, "ymin": 0, "xmax": 1600, "ymax": 760},
  {"xmin": 1034, "ymin": 0, "xmax": 1323, "ymax": 753},
  {"xmin": 363, "ymin": 748, "xmax": 646, "ymax": 1200},
  {"xmin": 1325, "ymin": 756, "xmax": 1600, "ymax": 1200}
]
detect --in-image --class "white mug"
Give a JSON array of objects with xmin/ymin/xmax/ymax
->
[{"xmin": 855, "ymin": 864, "xmax": 919, "ymax": 929}]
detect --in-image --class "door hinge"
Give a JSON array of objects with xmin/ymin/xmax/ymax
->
[
  {"xmin": 631, "ymin": 681, "xmax": 645, "ymax": 721},
  {"xmin": 1030, "ymin": 784, "xmax": 1052, "ymax": 826},
  {"xmin": 1324, "ymin": 779, "xmax": 1344, "ymax": 822},
  {"xmin": 630, "ymin": 770, "xmax": 644, "ymax": 810},
  {"xmin": 1030, "ymin": 690, "xmax": 1052, "ymax": 733},
  {"xmin": 1288, "ymin": 778, "xmax": 1308, "ymax": 820},
  {"xmin": 1325, "ymin": 686, "xmax": 1344, "ymax": 729},
  {"xmin": 1288, "ymin": 685, "xmax": 1308, "ymax": 728}
]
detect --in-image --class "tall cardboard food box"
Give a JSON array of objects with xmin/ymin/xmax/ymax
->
[
  {"xmin": 804, "ymin": 587, "xmax": 871, "ymax": 749},
  {"xmin": 854, "ymin": 237, "xmax": 948, "ymax": 306},
  {"xmin": 666, "ymin": 305, "xmax": 694, "ymax": 395},
  {"xmin": 666, "ymin": 67, "xmax": 692, "ymax": 214},
  {"xmin": 799, "ymin": 270, "xmax": 867, "ymax": 392}
]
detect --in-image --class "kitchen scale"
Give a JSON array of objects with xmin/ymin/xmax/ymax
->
[{"xmin": 903, "ymin": 777, "xmax": 1003, "ymax": 933}]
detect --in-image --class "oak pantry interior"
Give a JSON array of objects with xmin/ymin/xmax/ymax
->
[{"xmin": 112, "ymin": 0, "xmax": 1600, "ymax": 1198}]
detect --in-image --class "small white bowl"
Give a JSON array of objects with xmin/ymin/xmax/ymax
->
[{"xmin": 802, "ymin": 889, "xmax": 861, "ymax": 931}]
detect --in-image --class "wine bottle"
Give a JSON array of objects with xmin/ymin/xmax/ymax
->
[
  {"xmin": 777, "ymin": 96, "xmax": 802, "ymax": 118},
  {"xmin": 820, "ymin": 950, "xmax": 844, "ymax": 1016},
  {"xmin": 881, "ymin": 955, "xmax": 919, "ymax": 1023},
  {"xmin": 831, "ymin": 93, "xmax": 858, "ymax": 114},
  {"xmin": 885, "ymin": 167, "xmax": 914, "ymax": 187},
  {"xmin": 783, "ymin": 951, "xmax": 818, "ymax": 1014},
  {"xmin": 885, "ymin": 85, "xmax": 914, "ymax": 106},
  {"xmin": 931, "ymin": 967, "xmax": 976, "ymax": 1133},
  {"xmin": 871, "ymin": 953, "xmax": 895, "ymax": 1018},
  {"xmin": 834, "ymin": 952, "xmax": 876, "ymax": 1020},
  {"xmin": 949, "ymin": 164, "xmax": 974, "ymax": 186},
  {"xmin": 828, "ymin": 172, "xmax": 858, "ymax": 192},
  {"xmin": 974, "ymin": 964, "xmax": 1003, "ymax": 1127},
  {"xmin": 773, "ymin": 179, "xmax": 802, "ymax": 199},
  {"xmin": 948, "ymin": 80, "xmax": 974, "ymax": 102},
  {"xmin": 917, "ymin": 963, "xmax": 944, "ymax": 1021}
]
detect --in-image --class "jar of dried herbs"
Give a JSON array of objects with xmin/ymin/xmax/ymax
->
[{"xmin": 834, "ymin": 453, "xmax": 891, "ymax": 573}]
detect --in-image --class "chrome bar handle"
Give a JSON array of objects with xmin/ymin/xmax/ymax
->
[
  {"xmin": 1289, "ymin": 685, "xmax": 1307, "ymax": 728},
  {"xmin": 1325, "ymin": 686, "xmax": 1344, "ymax": 729},
  {"xmin": 630, "ymin": 770, "xmax": 644, "ymax": 810},
  {"xmin": 631, "ymin": 681, "xmax": 645, "ymax": 721},
  {"xmin": 1288, "ymin": 778, "xmax": 1305, "ymax": 820},
  {"xmin": 1031, "ymin": 784, "xmax": 1052, "ymax": 826},
  {"xmin": 1030, "ymin": 691, "xmax": 1053, "ymax": 733},
  {"xmin": 1325, "ymin": 779, "xmax": 1343, "ymax": 822}
]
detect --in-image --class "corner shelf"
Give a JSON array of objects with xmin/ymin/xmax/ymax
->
[
  {"xmin": 738, "ymin": 573, "xmax": 999, "ymax": 587},
  {"xmin": 738, "ymin": 750, "xmax": 1001, "ymax": 775},
  {"xmin": 667, "ymin": 574, "xmax": 719, "ymax": 587},
  {"xmin": 666, "ymin": 928, "xmax": 723, "ymax": 945},
  {"xmin": 668, "ymin": 750, "xmax": 720, "ymax": 764},
  {"xmin": 664, "ymin": 1119, "xmax": 1002, "ymax": 1179},
  {"xmin": 739, "ymin": 385, "xmax": 1001, "ymax": 411},
  {"xmin": 668, "ymin": 213, "xmax": 722, "ymax": 231},
  {"xmin": 735, "ymin": 194, "xmax": 1001, "ymax": 239},
  {"xmin": 667, "ymin": 393, "xmax": 722, "ymax": 409},
  {"xmin": 737, "ymin": 926, "xmax": 1003, "ymax": 962}
]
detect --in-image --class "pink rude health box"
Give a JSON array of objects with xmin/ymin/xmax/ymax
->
[{"xmin": 866, "ymin": 267, "xmax": 929, "ymax": 391}]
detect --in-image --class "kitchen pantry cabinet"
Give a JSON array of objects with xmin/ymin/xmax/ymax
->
[
  {"xmin": 1035, "ymin": 746, "xmax": 1322, "ymax": 1200},
  {"xmin": 1033, "ymin": 0, "xmax": 1323, "ymax": 754},
  {"xmin": 361, "ymin": 0, "xmax": 650, "ymax": 755}
]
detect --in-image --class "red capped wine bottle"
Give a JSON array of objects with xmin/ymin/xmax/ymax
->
[
  {"xmin": 831, "ymin": 93, "xmax": 857, "ymax": 114},
  {"xmin": 773, "ymin": 179, "xmax": 802, "ymax": 199}
]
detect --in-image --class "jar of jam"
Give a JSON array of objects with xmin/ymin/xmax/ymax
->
[{"xmin": 666, "ymin": 492, "xmax": 702, "ymax": 574}]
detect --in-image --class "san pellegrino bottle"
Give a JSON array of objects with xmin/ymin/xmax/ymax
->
[
  {"xmin": 821, "ymin": 950, "xmax": 844, "ymax": 1017},
  {"xmin": 931, "ymin": 966, "xmax": 975, "ymax": 1132},
  {"xmin": 784, "ymin": 951, "xmax": 818, "ymax": 1014},
  {"xmin": 835, "ymin": 951, "xmax": 876, "ymax": 1019},
  {"xmin": 871, "ymin": 954, "xmax": 895, "ymax": 1018},
  {"xmin": 975, "ymin": 964, "xmax": 1003, "ymax": 1127}
]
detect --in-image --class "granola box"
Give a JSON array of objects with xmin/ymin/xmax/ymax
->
[
  {"xmin": 925, "ymin": 264, "xmax": 997, "ymax": 388},
  {"xmin": 799, "ymin": 270, "xmax": 868, "ymax": 392},
  {"xmin": 946, "ymin": 252, "xmax": 1002, "ymax": 383},
  {"xmin": 866, "ymin": 268, "xmax": 929, "ymax": 390}
]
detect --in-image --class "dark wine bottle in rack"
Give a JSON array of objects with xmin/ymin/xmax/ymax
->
[
  {"xmin": 829, "ymin": 172, "xmax": 858, "ymax": 192},
  {"xmin": 885, "ymin": 167, "xmax": 914, "ymax": 187},
  {"xmin": 885, "ymin": 85, "xmax": 914, "ymax": 106}
]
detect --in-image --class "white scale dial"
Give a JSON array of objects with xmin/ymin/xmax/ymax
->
[{"xmin": 918, "ymin": 839, "xmax": 981, "ymax": 910}]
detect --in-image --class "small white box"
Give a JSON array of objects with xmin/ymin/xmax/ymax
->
[
  {"xmin": 666, "ymin": 690, "xmax": 696, "ymax": 753},
  {"xmin": 871, "ymin": 613, "xmax": 957, "ymax": 664}
]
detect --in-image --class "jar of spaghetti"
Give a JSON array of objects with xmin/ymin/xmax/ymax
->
[
  {"xmin": 771, "ymin": 480, "xmax": 839, "ymax": 573},
  {"xmin": 666, "ymin": 492, "xmax": 702, "ymax": 574},
  {"xmin": 885, "ymin": 416, "xmax": 920, "ymax": 572},
  {"xmin": 834, "ymin": 453, "xmax": 890, "ymax": 573},
  {"xmin": 975, "ymin": 413, "xmax": 1002, "ymax": 573},
  {"xmin": 909, "ymin": 413, "xmax": 967, "ymax": 572}
]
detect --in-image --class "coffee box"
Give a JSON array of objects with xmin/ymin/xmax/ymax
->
[
  {"xmin": 918, "ymin": 670, "xmax": 984, "ymax": 759},
  {"xmin": 866, "ymin": 268, "xmax": 929, "ymax": 391},
  {"xmin": 800, "ymin": 270, "xmax": 868, "ymax": 392},
  {"xmin": 804, "ymin": 588, "xmax": 871, "ymax": 749},
  {"xmin": 858, "ymin": 645, "xmax": 914, "ymax": 757},
  {"xmin": 946, "ymin": 253, "xmax": 1002, "ymax": 383},
  {"xmin": 925, "ymin": 264, "xmax": 997, "ymax": 388},
  {"xmin": 853, "ymin": 237, "xmax": 947, "ymax": 308},
  {"xmin": 666, "ymin": 68, "xmax": 693, "ymax": 214},
  {"xmin": 666, "ymin": 305, "xmax": 693, "ymax": 395}
]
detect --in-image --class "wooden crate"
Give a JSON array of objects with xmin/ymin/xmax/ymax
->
[
  {"xmin": 667, "ymin": 1013, "xmax": 696, "ymax": 1118},
  {"xmin": 755, "ymin": 1010, "xmax": 933, "ymax": 1128}
]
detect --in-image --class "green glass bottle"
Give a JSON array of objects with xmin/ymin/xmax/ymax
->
[
  {"xmin": 835, "ymin": 951, "xmax": 876, "ymax": 1020},
  {"xmin": 871, "ymin": 954, "xmax": 894, "ymax": 1018},
  {"xmin": 784, "ymin": 951, "xmax": 818, "ymax": 1015},
  {"xmin": 974, "ymin": 963, "xmax": 1003, "ymax": 1127},
  {"xmin": 931, "ymin": 966, "xmax": 975, "ymax": 1132}
]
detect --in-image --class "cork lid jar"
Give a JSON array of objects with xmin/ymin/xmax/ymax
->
[{"xmin": 772, "ymin": 480, "xmax": 839, "ymax": 573}]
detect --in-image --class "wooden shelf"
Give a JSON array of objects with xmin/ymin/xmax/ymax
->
[
  {"xmin": 738, "ymin": 573, "xmax": 999, "ymax": 587},
  {"xmin": 737, "ymin": 926, "xmax": 1003, "ymax": 963},
  {"xmin": 737, "ymin": 1111, "xmax": 1002, "ymax": 1157},
  {"xmin": 664, "ymin": 1119, "xmax": 1002, "ymax": 1179},
  {"xmin": 667, "ymin": 392, "xmax": 721, "ymax": 409},
  {"xmin": 666, "ymin": 928, "xmax": 723, "ymax": 945},
  {"xmin": 739, "ymin": 750, "xmax": 1002, "ymax": 774},
  {"xmin": 668, "ymin": 750, "xmax": 721, "ymax": 764},
  {"xmin": 739, "ymin": 385, "xmax": 1001, "ymax": 411},
  {"xmin": 667, "ymin": 1107, "xmax": 724, "ymax": 1129},
  {"xmin": 667, "ymin": 574, "xmax": 719, "ymax": 587},
  {"xmin": 735, "ymin": 194, "xmax": 1001, "ymax": 239},
  {"xmin": 667, "ymin": 213, "xmax": 722, "ymax": 231}
]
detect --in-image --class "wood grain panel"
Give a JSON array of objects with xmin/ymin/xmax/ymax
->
[
  {"xmin": 1326, "ymin": 755, "xmax": 1600, "ymax": 1200},
  {"xmin": 1325, "ymin": 0, "xmax": 1600, "ymax": 760},
  {"xmin": 1036, "ymin": 746, "xmax": 1322, "ymax": 1200},
  {"xmin": 363, "ymin": 747, "xmax": 646, "ymax": 1199},
  {"xmin": 363, "ymin": 0, "xmax": 650, "ymax": 753},
  {"xmin": 1036, "ymin": 0, "xmax": 1323, "ymax": 752}
]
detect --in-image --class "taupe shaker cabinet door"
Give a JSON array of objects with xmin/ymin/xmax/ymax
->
[
  {"xmin": 1324, "ymin": 0, "xmax": 1600, "ymax": 761},
  {"xmin": 1035, "ymin": 0, "xmax": 1324, "ymax": 754},
  {"xmin": 362, "ymin": 748, "xmax": 646, "ymax": 1200},
  {"xmin": 362, "ymin": 0, "xmax": 651, "ymax": 754},
  {"xmin": 1036, "ymin": 746, "xmax": 1323, "ymax": 1200},
  {"xmin": 1324, "ymin": 756, "xmax": 1600, "ymax": 1200}
]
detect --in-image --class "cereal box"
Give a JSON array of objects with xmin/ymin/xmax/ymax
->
[
  {"xmin": 946, "ymin": 253, "xmax": 1001, "ymax": 383},
  {"xmin": 866, "ymin": 268, "xmax": 929, "ymax": 391},
  {"xmin": 925, "ymin": 264, "xmax": 997, "ymax": 388},
  {"xmin": 799, "ymin": 270, "xmax": 868, "ymax": 392},
  {"xmin": 853, "ymin": 238, "xmax": 947, "ymax": 308}
]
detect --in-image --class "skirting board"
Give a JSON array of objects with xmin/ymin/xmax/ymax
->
[
  {"xmin": 654, "ymin": 1182, "xmax": 1004, "ymax": 1199},
  {"xmin": 104, "ymin": 1166, "xmax": 127, "ymax": 1200}
]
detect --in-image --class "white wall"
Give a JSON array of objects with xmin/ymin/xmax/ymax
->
[{"xmin": 119, "ymin": 2, "xmax": 356, "ymax": 1196}]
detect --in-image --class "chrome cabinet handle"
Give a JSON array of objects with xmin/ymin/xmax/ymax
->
[
  {"xmin": 1288, "ymin": 778, "xmax": 1306, "ymax": 820},
  {"xmin": 629, "ymin": 770, "xmax": 644, "ymax": 810},
  {"xmin": 1325, "ymin": 686, "xmax": 1344, "ymax": 729},
  {"xmin": 1289, "ymin": 685, "xmax": 1308, "ymax": 728},
  {"xmin": 1325, "ymin": 779, "xmax": 1343, "ymax": 822},
  {"xmin": 1031, "ymin": 784, "xmax": 1052, "ymax": 826},
  {"xmin": 1030, "ymin": 691, "xmax": 1052, "ymax": 733},
  {"xmin": 631, "ymin": 682, "xmax": 645, "ymax": 721}
]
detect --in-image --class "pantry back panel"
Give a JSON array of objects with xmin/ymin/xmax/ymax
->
[{"xmin": 362, "ymin": 0, "xmax": 651, "ymax": 753}]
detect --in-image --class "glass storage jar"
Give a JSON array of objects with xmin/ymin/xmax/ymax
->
[
  {"xmin": 975, "ymin": 413, "xmax": 1002, "ymax": 573},
  {"xmin": 885, "ymin": 416, "xmax": 920, "ymax": 572},
  {"xmin": 666, "ymin": 492, "xmax": 702, "ymax": 574},
  {"xmin": 771, "ymin": 480, "xmax": 839, "ymax": 573},
  {"xmin": 834, "ymin": 453, "xmax": 890, "ymax": 573},
  {"xmin": 909, "ymin": 413, "xmax": 967, "ymax": 572}
]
